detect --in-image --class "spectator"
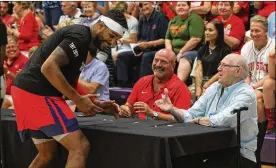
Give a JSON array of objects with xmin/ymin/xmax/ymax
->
[
  {"xmin": 165, "ymin": 1, "xmax": 204, "ymax": 82},
  {"xmin": 159, "ymin": 2, "xmax": 177, "ymax": 20},
  {"xmin": 241, "ymin": 15, "xmax": 275, "ymax": 125},
  {"xmin": 32, "ymin": 2, "xmax": 43, "ymax": 19},
  {"xmin": 96, "ymin": 1, "xmax": 109, "ymax": 15},
  {"xmin": 30, "ymin": 3, "xmax": 45, "ymax": 40},
  {"xmin": 254, "ymin": 2, "xmax": 275, "ymax": 18},
  {"xmin": 233, "ymin": 2, "xmax": 249, "ymax": 29},
  {"xmin": 6, "ymin": 2, "xmax": 39, "ymax": 57},
  {"xmin": 2, "ymin": 36, "xmax": 28, "ymax": 109},
  {"xmin": 119, "ymin": 49, "xmax": 191, "ymax": 121},
  {"xmin": 78, "ymin": 47, "xmax": 110, "ymax": 101},
  {"xmin": 80, "ymin": 2, "xmax": 100, "ymax": 26},
  {"xmin": 111, "ymin": 2, "xmax": 138, "ymax": 63},
  {"xmin": 58, "ymin": 2, "xmax": 84, "ymax": 28},
  {"xmin": 0, "ymin": 1, "xmax": 15, "ymax": 26},
  {"xmin": 42, "ymin": 1, "xmax": 62, "ymax": 31},
  {"xmin": 156, "ymin": 53, "xmax": 258, "ymax": 168},
  {"xmin": 195, "ymin": 20, "xmax": 231, "ymax": 99},
  {"xmin": 190, "ymin": 1, "xmax": 212, "ymax": 20},
  {"xmin": 267, "ymin": 11, "xmax": 275, "ymax": 39},
  {"xmin": 42, "ymin": 1, "xmax": 84, "ymax": 37},
  {"xmin": 215, "ymin": 1, "xmax": 245, "ymax": 54},
  {"xmin": 117, "ymin": 2, "xmax": 168, "ymax": 87},
  {"xmin": 126, "ymin": 2, "xmax": 140, "ymax": 19},
  {"xmin": 211, "ymin": 2, "xmax": 218, "ymax": 16},
  {"xmin": 263, "ymin": 48, "xmax": 275, "ymax": 133}
]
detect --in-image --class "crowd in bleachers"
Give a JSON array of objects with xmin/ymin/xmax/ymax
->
[{"xmin": 0, "ymin": 1, "xmax": 275, "ymax": 130}]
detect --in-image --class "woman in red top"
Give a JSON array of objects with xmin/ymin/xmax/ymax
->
[
  {"xmin": 6, "ymin": 2, "xmax": 39, "ymax": 57},
  {"xmin": 254, "ymin": 2, "xmax": 275, "ymax": 18},
  {"xmin": 214, "ymin": 2, "xmax": 245, "ymax": 54}
]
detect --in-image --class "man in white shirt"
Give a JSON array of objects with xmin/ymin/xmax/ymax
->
[
  {"xmin": 57, "ymin": 2, "xmax": 84, "ymax": 28},
  {"xmin": 42, "ymin": 2, "xmax": 84, "ymax": 37},
  {"xmin": 241, "ymin": 15, "xmax": 275, "ymax": 129}
]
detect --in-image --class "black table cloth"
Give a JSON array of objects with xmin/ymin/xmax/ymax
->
[{"xmin": 0, "ymin": 109, "xmax": 236, "ymax": 168}]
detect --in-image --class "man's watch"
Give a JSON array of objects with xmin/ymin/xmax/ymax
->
[{"xmin": 152, "ymin": 111, "xmax": 159, "ymax": 120}]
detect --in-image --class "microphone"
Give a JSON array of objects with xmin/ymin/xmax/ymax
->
[{"xmin": 231, "ymin": 106, "xmax": 248, "ymax": 114}]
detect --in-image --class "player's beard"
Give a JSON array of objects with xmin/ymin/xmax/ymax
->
[
  {"xmin": 93, "ymin": 35, "xmax": 103, "ymax": 50},
  {"xmin": 93, "ymin": 33, "xmax": 109, "ymax": 51}
]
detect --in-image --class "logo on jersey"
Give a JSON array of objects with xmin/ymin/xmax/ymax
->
[
  {"xmin": 170, "ymin": 25, "xmax": 186, "ymax": 36},
  {"xmin": 224, "ymin": 24, "xmax": 232, "ymax": 35},
  {"xmin": 69, "ymin": 42, "xmax": 79, "ymax": 57},
  {"xmin": 79, "ymin": 61, "xmax": 85, "ymax": 71}
]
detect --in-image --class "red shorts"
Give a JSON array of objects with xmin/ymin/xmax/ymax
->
[{"xmin": 11, "ymin": 86, "xmax": 79, "ymax": 142}]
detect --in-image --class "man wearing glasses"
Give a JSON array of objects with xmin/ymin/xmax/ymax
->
[{"xmin": 155, "ymin": 53, "xmax": 258, "ymax": 168}]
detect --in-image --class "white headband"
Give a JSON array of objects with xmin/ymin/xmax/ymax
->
[{"xmin": 98, "ymin": 15, "xmax": 126, "ymax": 36}]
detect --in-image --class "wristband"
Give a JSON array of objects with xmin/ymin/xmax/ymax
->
[{"xmin": 75, "ymin": 81, "xmax": 96, "ymax": 101}]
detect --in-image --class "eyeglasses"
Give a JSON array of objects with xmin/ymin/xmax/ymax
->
[{"xmin": 218, "ymin": 63, "xmax": 240, "ymax": 68}]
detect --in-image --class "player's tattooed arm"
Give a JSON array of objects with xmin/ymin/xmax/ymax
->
[
  {"xmin": 41, "ymin": 46, "xmax": 80, "ymax": 102},
  {"xmin": 51, "ymin": 46, "xmax": 69, "ymax": 67}
]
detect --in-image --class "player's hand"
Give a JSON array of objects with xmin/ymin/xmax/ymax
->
[
  {"xmin": 108, "ymin": 103, "xmax": 120, "ymax": 119},
  {"xmin": 94, "ymin": 100, "xmax": 120, "ymax": 119},
  {"xmin": 94, "ymin": 100, "xmax": 115, "ymax": 109},
  {"xmin": 75, "ymin": 94, "xmax": 103, "ymax": 116}
]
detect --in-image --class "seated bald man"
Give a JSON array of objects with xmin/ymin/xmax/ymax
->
[{"xmin": 119, "ymin": 48, "xmax": 191, "ymax": 121}]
